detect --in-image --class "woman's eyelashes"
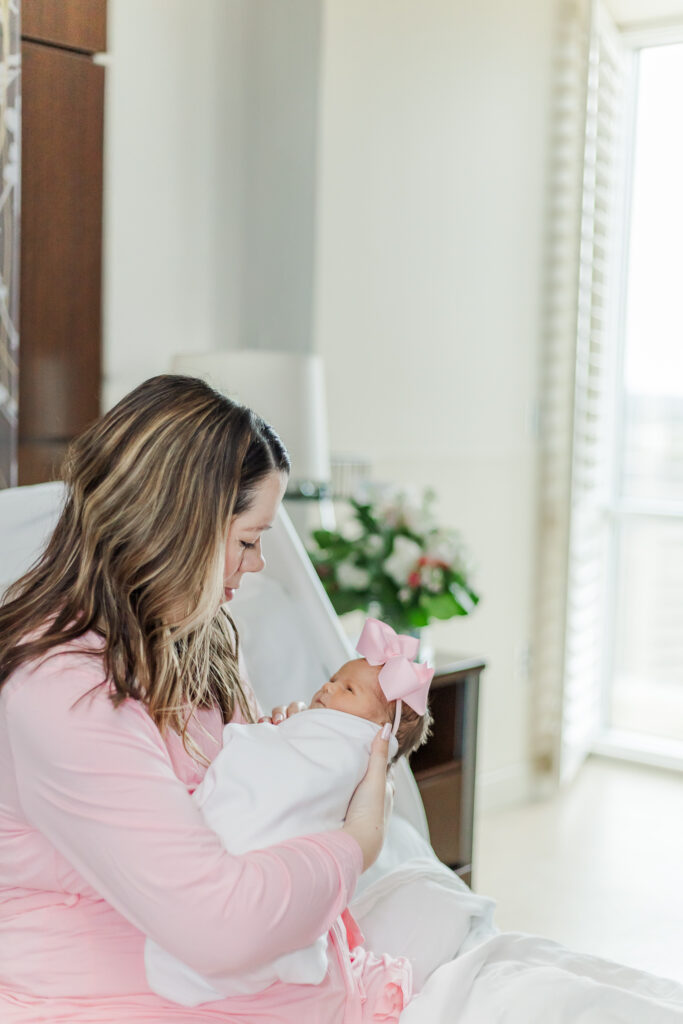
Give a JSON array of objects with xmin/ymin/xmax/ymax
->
[{"xmin": 240, "ymin": 540, "xmax": 256, "ymax": 550}]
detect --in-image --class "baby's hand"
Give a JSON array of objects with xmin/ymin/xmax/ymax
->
[{"xmin": 258, "ymin": 701, "xmax": 307, "ymax": 725}]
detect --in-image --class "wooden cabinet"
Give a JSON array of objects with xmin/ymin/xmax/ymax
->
[
  {"xmin": 21, "ymin": 0, "xmax": 107, "ymax": 54},
  {"xmin": 18, "ymin": 1, "xmax": 106, "ymax": 485},
  {"xmin": 410, "ymin": 655, "xmax": 484, "ymax": 887}
]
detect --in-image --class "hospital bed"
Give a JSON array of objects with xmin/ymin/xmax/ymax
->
[{"xmin": 2, "ymin": 482, "xmax": 682, "ymax": 1021}]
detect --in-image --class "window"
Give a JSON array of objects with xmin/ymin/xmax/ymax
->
[
  {"xmin": 533, "ymin": 5, "xmax": 683, "ymax": 786},
  {"xmin": 602, "ymin": 42, "xmax": 683, "ymax": 764}
]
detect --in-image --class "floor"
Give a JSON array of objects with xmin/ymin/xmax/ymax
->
[{"xmin": 474, "ymin": 755, "xmax": 683, "ymax": 985}]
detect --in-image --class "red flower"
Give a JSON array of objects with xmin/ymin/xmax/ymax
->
[{"xmin": 418, "ymin": 555, "xmax": 448, "ymax": 570}]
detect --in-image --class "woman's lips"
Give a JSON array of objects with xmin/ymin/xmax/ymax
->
[{"xmin": 223, "ymin": 586, "xmax": 238, "ymax": 601}]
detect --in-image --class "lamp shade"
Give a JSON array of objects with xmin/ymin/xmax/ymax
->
[{"xmin": 171, "ymin": 350, "xmax": 331, "ymax": 488}]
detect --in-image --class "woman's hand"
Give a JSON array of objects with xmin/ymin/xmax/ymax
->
[
  {"xmin": 342, "ymin": 724, "xmax": 393, "ymax": 871},
  {"xmin": 258, "ymin": 701, "xmax": 307, "ymax": 725}
]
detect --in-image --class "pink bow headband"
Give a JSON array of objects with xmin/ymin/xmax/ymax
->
[{"xmin": 356, "ymin": 618, "xmax": 434, "ymax": 736}]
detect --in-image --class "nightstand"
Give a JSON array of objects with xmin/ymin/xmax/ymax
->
[{"xmin": 409, "ymin": 654, "xmax": 484, "ymax": 887}]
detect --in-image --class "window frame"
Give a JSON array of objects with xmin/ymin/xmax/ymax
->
[{"xmin": 594, "ymin": 28, "xmax": 683, "ymax": 772}]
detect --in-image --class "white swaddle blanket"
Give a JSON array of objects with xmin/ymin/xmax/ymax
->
[{"xmin": 145, "ymin": 709, "xmax": 397, "ymax": 1006}]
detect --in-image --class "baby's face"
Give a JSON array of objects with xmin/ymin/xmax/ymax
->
[{"xmin": 309, "ymin": 658, "xmax": 390, "ymax": 726}]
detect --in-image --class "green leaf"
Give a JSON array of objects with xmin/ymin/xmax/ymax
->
[
  {"xmin": 374, "ymin": 577, "xmax": 401, "ymax": 607},
  {"xmin": 311, "ymin": 529, "xmax": 342, "ymax": 549},
  {"xmin": 406, "ymin": 606, "xmax": 430, "ymax": 628},
  {"xmin": 354, "ymin": 505, "xmax": 380, "ymax": 533},
  {"xmin": 448, "ymin": 582, "xmax": 479, "ymax": 614},
  {"xmin": 329, "ymin": 590, "xmax": 369, "ymax": 616},
  {"xmin": 419, "ymin": 591, "xmax": 460, "ymax": 620}
]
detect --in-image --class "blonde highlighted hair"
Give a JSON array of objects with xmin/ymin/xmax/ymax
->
[{"xmin": 0, "ymin": 375, "xmax": 290, "ymax": 758}]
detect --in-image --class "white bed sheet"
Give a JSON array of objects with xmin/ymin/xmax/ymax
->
[{"xmin": 400, "ymin": 928, "xmax": 683, "ymax": 1022}]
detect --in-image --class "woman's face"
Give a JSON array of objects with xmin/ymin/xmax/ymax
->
[{"xmin": 222, "ymin": 470, "xmax": 288, "ymax": 602}]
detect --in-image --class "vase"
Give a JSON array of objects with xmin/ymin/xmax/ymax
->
[
  {"xmin": 415, "ymin": 626, "xmax": 434, "ymax": 665},
  {"xmin": 366, "ymin": 603, "xmax": 434, "ymax": 664},
  {"xmin": 394, "ymin": 625, "xmax": 434, "ymax": 665}
]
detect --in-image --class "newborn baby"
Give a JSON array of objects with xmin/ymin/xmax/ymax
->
[{"xmin": 145, "ymin": 618, "xmax": 433, "ymax": 1007}]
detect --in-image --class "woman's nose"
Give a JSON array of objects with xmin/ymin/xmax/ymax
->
[{"xmin": 245, "ymin": 544, "xmax": 266, "ymax": 574}]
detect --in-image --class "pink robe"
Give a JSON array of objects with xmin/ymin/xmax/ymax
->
[{"xmin": 0, "ymin": 636, "xmax": 411, "ymax": 1022}]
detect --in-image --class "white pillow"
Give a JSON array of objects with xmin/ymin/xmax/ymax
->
[
  {"xmin": 0, "ymin": 481, "xmax": 65, "ymax": 596},
  {"xmin": 351, "ymin": 855, "xmax": 497, "ymax": 991},
  {"xmin": 230, "ymin": 572, "xmax": 330, "ymax": 711}
]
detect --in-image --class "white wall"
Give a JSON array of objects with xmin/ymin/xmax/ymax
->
[
  {"xmin": 606, "ymin": 0, "xmax": 683, "ymax": 24},
  {"xmin": 103, "ymin": 0, "xmax": 322, "ymax": 411},
  {"xmin": 103, "ymin": 0, "xmax": 558, "ymax": 811},
  {"xmin": 102, "ymin": 0, "xmax": 247, "ymax": 410},
  {"xmin": 315, "ymin": 0, "xmax": 555, "ymax": 810},
  {"xmin": 242, "ymin": 0, "xmax": 322, "ymax": 353}
]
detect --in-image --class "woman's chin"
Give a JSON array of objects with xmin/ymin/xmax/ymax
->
[{"xmin": 223, "ymin": 587, "xmax": 236, "ymax": 602}]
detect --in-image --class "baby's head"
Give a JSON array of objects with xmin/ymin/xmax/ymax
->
[{"xmin": 309, "ymin": 657, "xmax": 432, "ymax": 762}]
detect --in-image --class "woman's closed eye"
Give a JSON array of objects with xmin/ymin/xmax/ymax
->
[{"xmin": 240, "ymin": 541, "xmax": 256, "ymax": 549}]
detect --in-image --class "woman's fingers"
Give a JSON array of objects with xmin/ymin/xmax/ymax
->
[
  {"xmin": 371, "ymin": 723, "xmax": 391, "ymax": 759},
  {"xmin": 368, "ymin": 725, "xmax": 393, "ymax": 821},
  {"xmin": 368, "ymin": 723, "xmax": 392, "ymax": 782},
  {"xmin": 384, "ymin": 774, "xmax": 395, "ymax": 823},
  {"xmin": 287, "ymin": 701, "xmax": 307, "ymax": 717}
]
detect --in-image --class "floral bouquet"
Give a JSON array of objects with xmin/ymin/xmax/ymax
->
[{"xmin": 308, "ymin": 486, "xmax": 479, "ymax": 635}]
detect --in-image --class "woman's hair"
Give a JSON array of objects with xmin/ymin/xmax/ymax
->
[
  {"xmin": 0, "ymin": 374, "xmax": 290, "ymax": 759},
  {"xmin": 392, "ymin": 701, "xmax": 433, "ymax": 763}
]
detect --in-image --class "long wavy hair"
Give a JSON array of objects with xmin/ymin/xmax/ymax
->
[{"xmin": 0, "ymin": 375, "xmax": 290, "ymax": 757}]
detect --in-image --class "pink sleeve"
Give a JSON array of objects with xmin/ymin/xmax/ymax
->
[{"xmin": 5, "ymin": 664, "xmax": 362, "ymax": 978}]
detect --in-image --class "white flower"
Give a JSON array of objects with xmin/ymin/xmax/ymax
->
[
  {"xmin": 340, "ymin": 517, "xmax": 365, "ymax": 542},
  {"xmin": 425, "ymin": 529, "xmax": 465, "ymax": 568},
  {"xmin": 398, "ymin": 586, "xmax": 412, "ymax": 602},
  {"xmin": 375, "ymin": 498, "xmax": 400, "ymax": 529},
  {"xmin": 371, "ymin": 487, "xmax": 437, "ymax": 536},
  {"xmin": 392, "ymin": 490, "xmax": 429, "ymax": 534},
  {"xmin": 383, "ymin": 535, "xmax": 422, "ymax": 586},
  {"xmin": 336, "ymin": 562, "xmax": 371, "ymax": 591},
  {"xmin": 364, "ymin": 534, "xmax": 384, "ymax": 556},
  {"xmin": 358, "ymin": 483, "xmax": 405, "ymax": 528},
  {"xmin": 420, "ymin": 565, "xmax": 443, "ymax": 593}
]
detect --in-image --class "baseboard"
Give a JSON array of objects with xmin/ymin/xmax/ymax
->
[{"xmin": 475, "ymin": 760, "xmax": 534, "ymax": 815}]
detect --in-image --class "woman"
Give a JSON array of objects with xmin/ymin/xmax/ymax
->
[{"xmin": 0, "ymin": 376, "xmax": 407, "ymax": 1023}]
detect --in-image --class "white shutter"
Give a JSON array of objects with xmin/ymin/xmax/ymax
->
[
  {"xmin": 561, "ymin": 4, "xmax": 632, "ymax": 783},
  {"xmin": 531, "ymin": 0, "xmax": 631, "ymax": 786}
]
